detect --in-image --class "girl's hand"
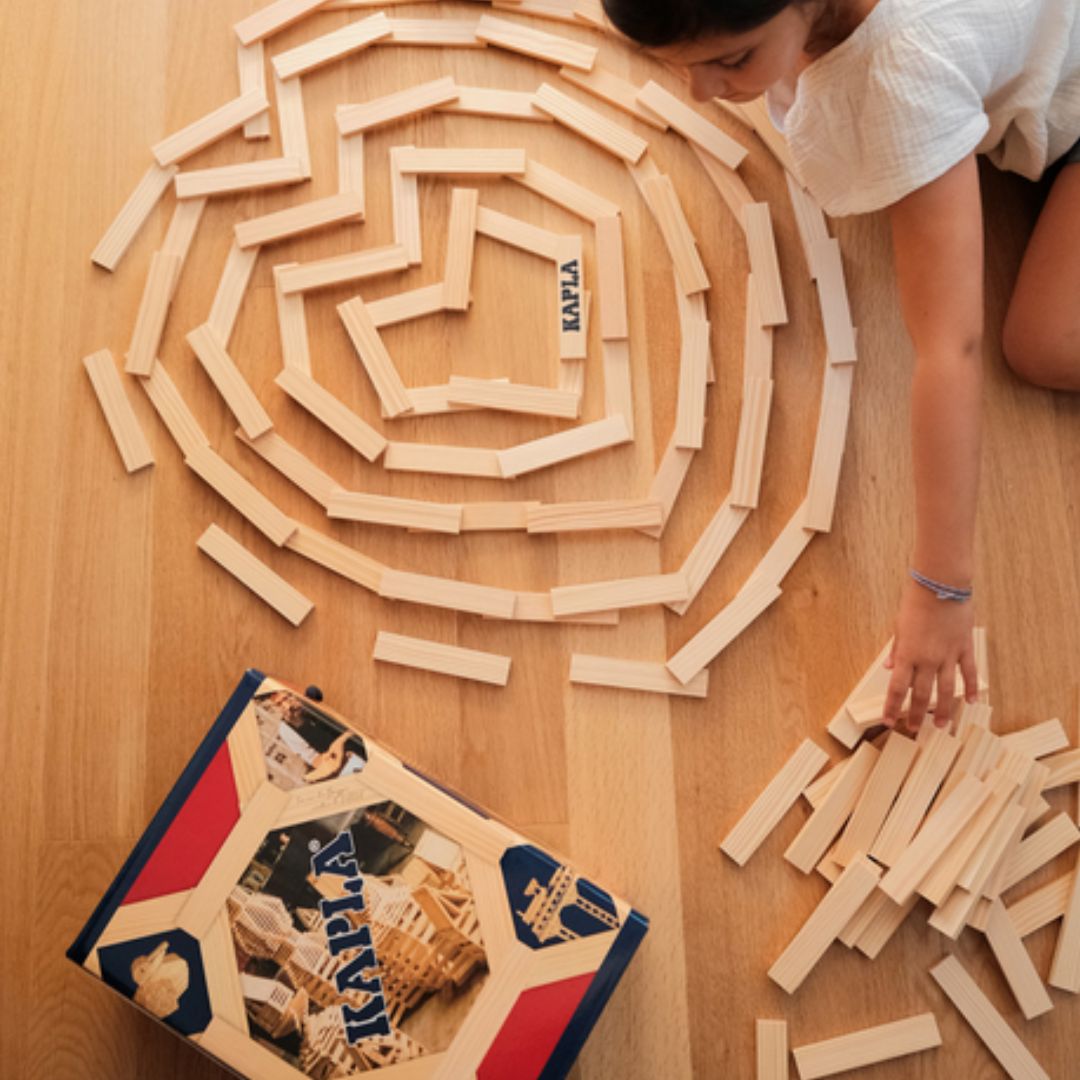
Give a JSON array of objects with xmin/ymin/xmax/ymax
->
[{"xmin": 883, "ymin": 579, "xmax": 979, "ymax": 730}]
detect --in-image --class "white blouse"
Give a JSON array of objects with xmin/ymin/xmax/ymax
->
[{"xmin": 770, "ymin": 0, "xmax": 1080, "ymax": 216}]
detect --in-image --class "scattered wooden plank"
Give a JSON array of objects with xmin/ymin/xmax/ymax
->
[
  {"xmin": 184, "ymin": 444, "xmax": 297, "ymax": 546},
  {"xmin": 511, "ymin": 158, "xmax": 619, "ymax": 223},
  {"xmin": 637, "ymin": 79, "xmax": 746, "ymax": 169},
  {"xmin": 383, "ymin": 442, "xmax": 502, "ymax": 479},
  {"xmin": 1000, "ymin": 718, "xmax": 1070, "ymax": 760},
  {"xmin": 234, "ymin": 192, "xmax": 364, "ymax": 247},
  {"xmin": 602, "ymin": 340, "xmax": 634, "ymax": 438},
  {"xmin": 1008, "ymin": 872, "xmax": 1075, "ymax": 938},
  {"xmin": 160, "ymin": 197, "xmax": 207, "ymax": 286},
  {"xmin": 551, "ymin": 572, "xmax": 689, "ymax": 617},
  {"xmin": 366, "ymin": 283, "xmax": 445, "ymax": 328},
  {"xmin": 447, "ymin": 376, "xmax": 580, "ymax": 419},
  {"xmin": 532, "ymin": 83, "xmax": 647, "ymax": 163},
  {"xmin": 507, "ymin": 592, "xmax": 617, "ymax": 624},
  {"xmin": 768, "ymin": 855, "xmax": 882, "ymax": 994},
  {"xmin": 640, "ymin": 174, "xmax": 709, "ymax": 295},
  {"xmin": 437, "ymin": 86, "xmax": 552, "ymax": 123},
  {"xmin": 152, "ymin": 87, "xmax": 269, "ymax": 166},
  {"xmin": 496, "ymin": 414, "xmax": 631, "ymax": 478},
  {"xmin": 139, "ymin": 360, "xmax": 209, "ymax": 457},
  {"xmin": 386, "ymin": 145, "xmax": 422, "ymax": 265},
  {"xmin": 997, "ymin": 813, "xmax": 1080, "ymax": 896},
  {"xmin": 811, "ymin": 238, "xmax": 858, "ymax": 364},
  {"xmin": 125, "ymin": 250, "xmax": 181, "ymax": 376},
  {"xmin": 594, "ymin": 214, "xmax": 628, "ymax": 340},
  {"xmin": 197, "ymin": 524, "xmax": 312, "ymax": 626},
  {"xmin": 853, "ymin": 891, "xmax": 920, "ymax": 959},
  {"xmin": 186, "ymin": 323, "xmax": 273, "ymax": 440},
  {"xmin": 338, "ymin": 130, "xmax": 365, "ymax": 201},
  {"xmin": 1042, "ymin": 748, "xmax": 1080, "ymax": 791},
  {"xmin": 476, "ymin": 205, "xmax": 564, "ymax": 261},
  {"xmin": 273, "ymin": 265, "xmax": 311, "ymax": 374},
  {"xmin": 337, "ymin": 296, "xmax": 411, "ymax": 417},
  {"xmin": 665, "ymin": 577, "xmax": 783, "ymax": 685},
  {"xmin": 557, "ymin": 65, "xmax": 667, "ymax": 130},
  {"xmin": 91, "ymin": 162, "xmax": 178, "ymax": 271},
  {"xmin": 234, "ymin": 0, "xmax": 333, "ymax": 46},
  {"xmin": 784, "ymin": 171, "xmax": 830, "ymax": 278},
  {"xmin": 730, "ymin": 376, "xmax": 774, "ymax": 508},
  {"xmin": 207, "ymin": 241, "xmax": 260, "ymax": 346},
  {"xmin": 83, "ymin": 349, "xmax": 154, "ymax": 473},
  {"xmin": 492, "ymin": 0, "xmax": 580, "ymax": 25},
  {"xmin": 326, "ymin": 490, "xmax": 463, "ymax": 534},
  {"xmin": 383, "ymin": 17, "xmax": 484, "ymax": 47},
  {"xmin": 336, "ymin": 75, "xmax": 459, "ymax": 135},
  {"xmin": 236, "ymin": 428, "xmax": 343, "ymax": 508},
  {"xmin": 674, "ymin": 318, "xmax": 710, "ymax": 450},
  {"xmin": 690, "ymin": 142, "xmax": 754, "ymax": 220},
  {"xmin": 475, "ymin": 13, "xmax": 597, "ymax": 71},
  {"xmin": 443, "ymin": 187, "xmax": 479, "ymax": 310},
  {"xmin": 667, "ymin": 497, "xmax": 750, "ymax": 608},
  {"xmin": 461, "ymin": 502, "xmax": 538, "ymax": 532},
  {"xmin": 271, "ymin": 12, "xmax": 392, "ymax": 79},
  {"xmin": 756, "ymin": 1019, "xmax": 788, "ymax": 1080},
  {"xmin": 792, "ymin": 1014, "xmax": 941, "ymax": 1079},
  {"xmin": 930, "ymin": 955, "xmax": 1050, "ymax": 1080},
  {"xmin": 569, "ymin": 654, "xmax": 708, "ymax": 699},
  {"xmin": 378, "ymin": 569, "xmax": 516, "ymax": 619},
  {"xmin": 284, "ymin": 523, "xmax": 384, "ymax": 592},
  {"xmin": 527, "ymin": 500, "xmax": 662, "ymax": 534},
  {"xmin": 238, "ymin": 41, "xmax": 271, "ymax": 139},
  {"xmin": 804, "ymin": 360, "xmax": 854, "ymax": 532},
  {"xmin": 720, "ymin": 739, "xmax": 830, "ymax": 867},
  {"xmin": 175, "ymin": 156, "xmax": 307, "ymax": 199},
  {"xmin": 374, "ymin": 631, "xmax": 511, "ymax": 686},
  {"xmin": 274, "ymin": 366, "xmax": 387, "ymax": 462},
  {"xmin": 985, "ymin": 898, "xmax": 1055, "ymax": 1018},
  {"xmin": 742, "ymin": 203, "xmax": 787, "ymax": 326},
  {"xmin": 393, "ymin": 147, "xmax": 527, "ymax": 176},
  {"xmin": 276, "ymin": 243, "xmax": 409, "ymax": 294}
]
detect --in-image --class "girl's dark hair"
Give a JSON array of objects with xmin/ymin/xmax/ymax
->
[{"xmin": 601, "ymin": 0, "xmax": 796, "ymax": 46}]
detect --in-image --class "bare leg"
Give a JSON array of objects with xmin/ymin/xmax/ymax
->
[{"xmin": 1002, "ymin": 162, "xmax": 1080, "ymax": 391}]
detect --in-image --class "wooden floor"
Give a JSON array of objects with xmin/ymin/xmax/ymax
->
[{"xmin": 3, "ymin": 2, "xmax": 1079, "ymax": 1077}]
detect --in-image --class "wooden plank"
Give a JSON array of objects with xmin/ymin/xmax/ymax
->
[
  {"xmin": 443, "ymin": 188, "xmax": 479, "ymax": 310},
  {"xmin": 511, "ymin": 158, "xmax": 620, "ymax": 223},
  {"xmin": 234, "ymin": 192, "xmax": 364, "ymax": 247},
  {"xmin": 174, "ymin": 156, "xmax": 307, "ymax": 199},
  {"xmin": 461, "ymin": 503, "xmax": 539, "ymax": 532},
  {"xmin": 273, "ymin": 265, "xmax": 310, "ymax": 374},
  {"xmin": 640, "ymin": 174, "xmax": 709, "ymax": 295},
  {"xmin": 337, "ymin": 296, "xmax": 411, "ymax": 417},
  {"xmin": 527, "ymin": 500, "xmax": 662, "ymax": 534},
  {"xmin": 284, "ymin": 523, "xmax": 384, "ymax": 592},
  {"xmin": 784, "ymin": 171, "xmax": 830, "ymax": 278},
  {"xmin": 384, "ymin": 17, "xmax": 484, "ymax": 47},
  {"xmin": 1007, "ymin": 872, "xmax": 1075, "ymax": 938},
  {"xmin": 125, "ymin": 250, "xmax": 180, "ymax": 376},
  {"xmin": 393, "ymin": 147, "xmax": 527, "ymax": 176},
  {"xmin": 1042, "ymin": 748, "xmax": 1080, "ymax": 791},
  {"xmin": 207, "ymin": 241, "xmax": 260, "ymax": 346},
  {"xmin": 201, "ymin": 910, "xmax": 249, "ymax": 1032},
  {"xmin": 338, "ymin": 130, "xmax": 365, "ymax": 202},
  {"xmin": 532, "ymin": 83, "xmax": 647, "ymax": 163},
  {"xmin": 930, "ymin": 955, "xmax": 1050, "ymax": 1080},
  {"xmin": 811, "ymin": 238, "xmax": 858, "ymax": 365},
  {"xmin": 389, "ymin": 146, "xmax": 422, "ymax": 265},
  {"xmin": 784, "ymin": 742, "xmax": 880, "ymax": 874},
  {"xmin": 690, "ymin": 142, "xmax": 754, "ymax": 220},
  {"xmin": 236, "ymin": 428, "xmax": 343, "ymax": 509},
  {"xmin": 336, "ymin": 75, "xmax": 459, "ymax": 135},
  {"xmin": 492, "ymin": 0, "xmax": 581, "ymax": 25},
  {"xmin": 551, "ymin": 572, "xmax": 689, "ymax": 617},
  {"xmin": 378, "ymin": 569, "xmax": 516, "ymax": 619},
  {"xmin": 197, "ymin": 524, "xmax": 313, "ymax": 626},
  {"xmin": 594, "ymin": 215, "xmax": 628, "ymax": 340},
  {"xmin": 985, "ymin": 898, "xmax": 1055, "ymax": 1018},
  {"xmin": 743, "ymin": 278, "xmax": 774, "ymax": 380},
  {"xmin": 140, "ymin": 360, "xmax": 209, "ymax": 458},
  {"xmin": 557, "ymin": 64, "xmax": 667, "ymax": 130},
  {"xmin": 373, "ymin": 631, "xmax": 510, "ymax": 686},
  {"xmin": 271, "ymin": 12, "xmax": 392, "ymax": 79},
  {"xmin": 160, "ymin": 196, "xmax": 207, "ymax": 285},
  {"xmin": 665, "ymin": 577, "xmax": 783, "ymax": 685},
  {"xmin": 674, "ymin": 318, "xmax": 710, "ymax": 450},
  {"xmin": 506, "ymin": 591, "xmax": 617, "ymax": 624},
  {"xmin": 91, "ymin": 162, "xmax": 177, "ymax": 271},
  {"xmin": 730, "ymin": 376, "xmax": 774, "ymax": 509},
  {"xmin": 742, "ymin": 203, "xmax": 787, "ymax": 326},
  {"xmin": 447, "ymin": 376, "xmax": 580, "ymax": 419},
  {"xmin": 82, "ymin": 349, "xmax": 154, "ymax": 473},
  {"xmin": 276, "ymin": 243, "xmax": 409, "ymax": 294},
  {"xmin": 804, "ymin": 360, "xmax": 854, "ymax": 532},
  {"xmin": 792, "ymin": 1014, "xmax": 941, "ymax": 1079},
  {"xmin": 569, "ymin": 654, "xmax": 708, "ymax": 699},
  {"xmin": 274, "ymin": 366, "xmax": 387, "ymax": 462},
  {"xmin": 555, "ymin": 235, "xmax": 586, "ymax": 360},
  {"xmin": 326, "ymin": 490, "xmax": 463, "ymax": 534},
  {"xmin": 152, "ymin": 87, "xmax": 268, "ymax": 166},
  {"xmin": 367, "ymin": 283, "xmax": 445, "ymax": 328},
  {"xmin": 234, "ymin": 0, "xmax": 332, "ymax": 45},
  {"xmin": 384, "ymin": 442, "xmax": 502, "ymax": 479},
  {"xmin": 756, "ymin": 1019, "xmax": 788, "ymax": 1080},
  {"xmin": 475, "ymin": 13, "xmax": 597, "ymax": 71},
  {"xmin": 768, "ymin": 855, "xmax": 881, "ymax": 994},
  {"xmin": 1000, "ymin": 718, "xmax": 1070, "ymax": 760},
  {"xmin": 667, "ymin": 497, "xmax": 750, "ymax": 609},
  {"xmin": 720, "ymin": 738, "xmax": 830, "ymax": 866},
  {"xmin": 853, "ymin": 891, "xmax": 920, "ymax": 959},
  {"xmin": 183, "ymin": 444, "xmax": 297, "ymax": 546},
  {"xmin": 496, "ymin": 414, "xmax": 631, "ymax": 478},
  {"xmin": 602, "ymin": 340, "xmax": 634, "ymax": 437},
  {"xmin": 475, "ymin": 205, "xmax": 564, "ymax": 261},
  {"xmin": 636, "ymin": 79, "xmax": 746, "ymax": 169},
  {"xmin": 437, "ymin": 86, "xmax": 552, "ymax": 123},
  {"xmin": 186, "ymin": 323, "xmax": 272, "ymax": 440},
  {"xmin": 238, "ymin": 41, "xmax": 271, "ymax": 139}
]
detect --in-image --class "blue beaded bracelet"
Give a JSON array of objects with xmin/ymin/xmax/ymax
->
[{"xmin": 909, "ymin": 568, "xmax": 972, "ymax": 602}]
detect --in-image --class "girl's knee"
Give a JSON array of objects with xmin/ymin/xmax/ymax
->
[{"xmin": 1002, "ymin": 307, "xmax": 1080, "ymax": 391}]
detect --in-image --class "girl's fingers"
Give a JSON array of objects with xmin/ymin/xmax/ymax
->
[
  {"xmin": 960, "ymin": 647, "xmax": 979, "ymax": 703},
  {"xmin": 907, "ymin": 667, "xmax": 936, "ymax": 730},
  {"xmin": 934, "ymin": 665, "xmax": 957, "ymax": 727},
  {"xmin": 883, "ymin": 663, "xmax": 913, "ymax": 727}
]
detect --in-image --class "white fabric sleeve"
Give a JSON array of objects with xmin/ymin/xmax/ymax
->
[{"xmin": 788, "ymin": 29, "xmax": 990, "ymax": 216}]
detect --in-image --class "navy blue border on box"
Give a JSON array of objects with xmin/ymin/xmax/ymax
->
[{"xmin": 66, "ymin": 669, "xmax": 265, "ymax": 966}]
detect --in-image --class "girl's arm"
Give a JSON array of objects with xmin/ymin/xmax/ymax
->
[{"xmin": 883, "ymin": 153, "xmax": 984, "ymax": 728}]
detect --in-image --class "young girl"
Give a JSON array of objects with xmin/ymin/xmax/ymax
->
[{"xmin": 602, "ymin": 0, "xmax": 1080, "ymax": 729}]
